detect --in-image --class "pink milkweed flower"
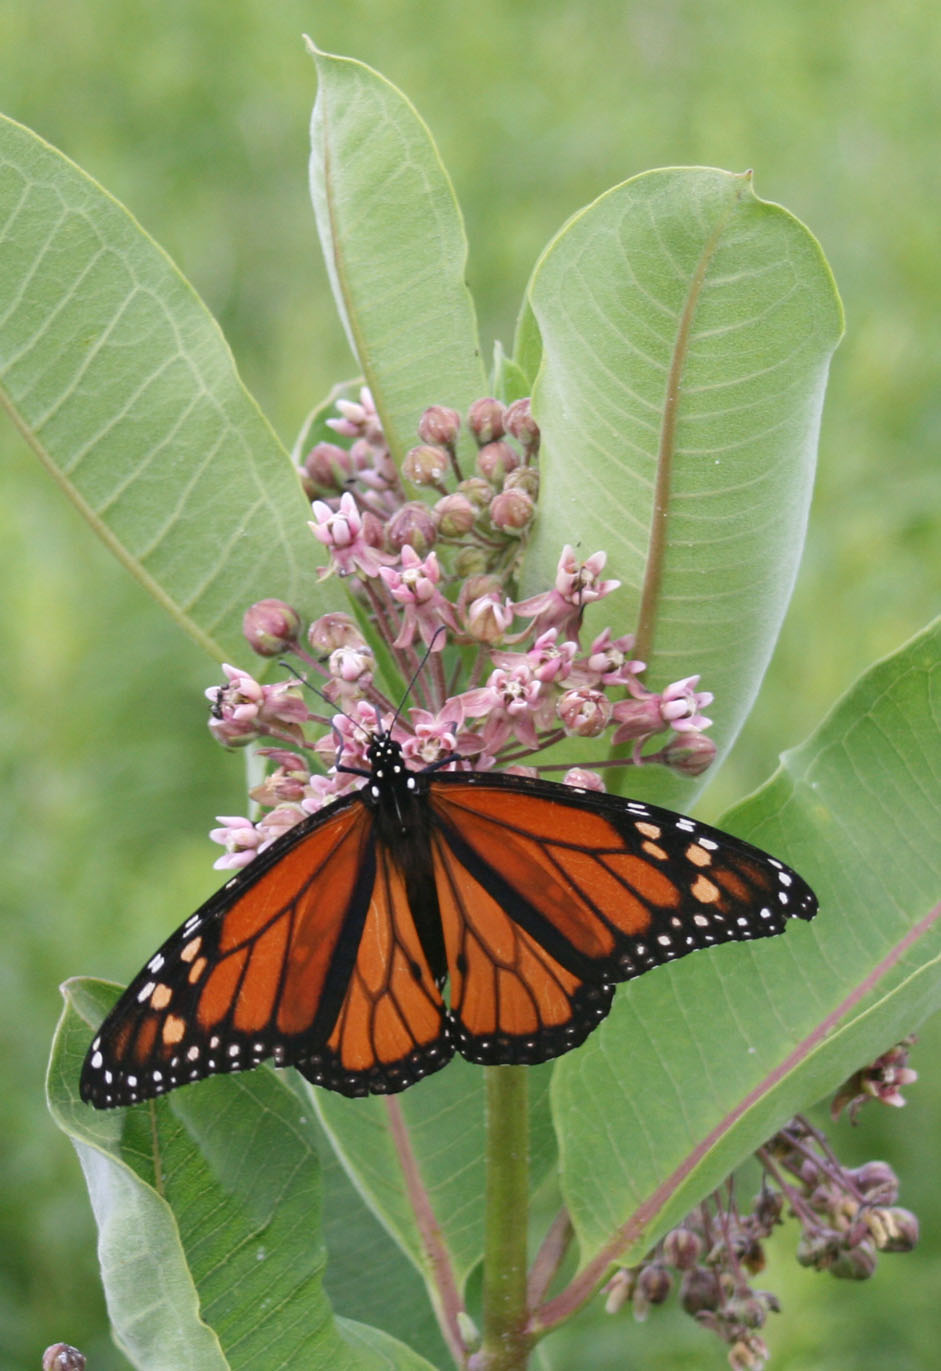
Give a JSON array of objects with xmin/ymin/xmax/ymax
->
[
  {"xmin": 310, "ymin": 490, "xmax": 393, "ymax": 578},
  {"xmin": 209, "ymin": 815, "xmax": 262, "ymax": 870},
  {"xmin": 325, "ymin": 386, "xmax": 382, "ymax": 442},
  {"xmin": 379, "ymin": 545, "xmax": 458, "ymax": 649},
  {"xmin": 455, "ymin": 663, "xmax": 544, "ymax": 751},
  {"xmin": 582, "ymin": 629, "xmax": 645, "ymax": 686},
  {"xmin": 514, "ymin": 545, "xmax": 620, "ymax": 637},
  {"xmin": 400, "ymin": 704, "xmax": 470, "ymax": 768},
  {"xmin": 659, "ymin": 675, "xmax": 714, "ymax": 733}
]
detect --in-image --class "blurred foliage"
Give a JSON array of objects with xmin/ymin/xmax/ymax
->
[{"xmin": 0, "ymin": 2, "xmax": 937, "ymax": 1368}]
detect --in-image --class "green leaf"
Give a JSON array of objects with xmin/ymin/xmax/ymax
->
[
  {"xmin": 314, "ymin": 1059, "xmax": 557, "ymax": 1295},
  {"xmin": 49, "ymin": 979, "xmax": 408, "ymax": 1371},
  {"xmin": 521, "ymin": 167, "xmax": 844, "ymax": 809},
  {"xmin": 307, "ymin": 43, "xmax": 487, "ymax": 465},
  {"xmin": 0, "ymin": 114, "xmax": 341, "ymax": 663},
  {"xmin": 549, "ymin": 618, "xmax": 940, "ymax": 1283}
]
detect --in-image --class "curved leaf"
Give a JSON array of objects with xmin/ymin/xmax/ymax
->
[
  {"xmin": 49, "ymin": 980, "xmax": 396, "ymax": 1371},
  {"xmin": 547, "ymin": 618, "xmax": 940, "ymax": 1293},
  {"xmin": 0, "ymin": 114, "xmax": 339, "ymax": 663},
  {"xmin": 307, "ymin": 43, "xmax": 487, "ymax": 464},
  {"xmin": 521, "ymin": 167, "xmax": 844, "ymax": 808}
]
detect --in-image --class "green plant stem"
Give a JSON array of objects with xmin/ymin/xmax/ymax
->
[{"xmin": 479, "ymin": 1066, "xmax": 532, "ymax": 1371}]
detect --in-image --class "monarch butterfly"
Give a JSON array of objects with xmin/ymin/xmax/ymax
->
[{"xmin": 81, "ymin": 731, "xmax": 817, "ymax": 1107}]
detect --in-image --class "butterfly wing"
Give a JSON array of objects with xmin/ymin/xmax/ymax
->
[
  {"xmin": 428, "ymin": 775, "xmax": 817, "ymax": 1067},
  {"xmin": 80, "ymin": 794, "xmax": 451, "ymax": 1107}
]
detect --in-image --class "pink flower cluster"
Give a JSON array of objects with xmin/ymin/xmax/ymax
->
[{"xmin": 205, "ymin": 393, "xmax": 716, "ymax": 868}]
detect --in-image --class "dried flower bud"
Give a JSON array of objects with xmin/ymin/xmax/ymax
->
[
  {"xmin": 633, "ymin": 1263, "xmax": 672, "ymax": 1320},
  {"xmin": 662, "ymin": 1226, "xmax": 704, "ymax": 1271},
  {"xmin": 847, "ymin": 1161, "xmax": 899, "ymax": 1204},
  {"xmin": 43, "ymin": 1348, "xmax": 86, "ymax": 1371},
  {"xmin": 386, "ymin": 501, "xmax": 438, "ymax": 554},
  {"xmin": 434, "ymin": 492, "xmax": 477, "ymax": 537},
  {"xmin": 242, "ymin": 599, "xmax": 301, "ymax": 656},
  {"xmin": 418, "ymin": 405, "xmax": 461, "ymax": 448},
  {"xmin": 308, "ymin": 612, "xmax": 364, "ymax": 654},
  {"xmin": 728, "ymin": 1333, "xmax": 770, "ymax": 1371},
  {"xmin": 827, "ymin": 1241, "xmax": 878, "ymax": 1280},
  {"xmin": 477, "ymin": 439, "xmax": 520, "ymax": 483},
  {"xmin": 661, "ymin": 731, "xmax": 717, "ymax": 776},
  {"xmin": 602, "ymin": 1267, "xmax": 635, "ymax": 1315},
  {"xmin": 679, "ymin": 1265, "xmax": 721, "ymax": 1315},
  {"xmin": 468, "ymin": 396, "xmax": 506, "ymax": 445},
  {"xmin": 403, "ymin": 443, "xmax": 450, "ymax": 486},
  {"xmin": 504, "ymin": 397, "xmax": 540, "ymax": 453},
  {"xmin": 865, "ymin": 1206, "xmax": 919, "ymax": 1252},
  {"xmin": 489, "ymin": 487, "xmax": 534, "ymax": 533}
]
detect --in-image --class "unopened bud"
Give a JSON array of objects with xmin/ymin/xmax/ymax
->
[
  {"xmin": 603, "ymin": 1267, "xmax": 635, "ymax": 1315},
  {"xmin": 453, "ymin": 546, "xmax": 490, "ymax": 578},
  {"xmin": 418, "ymin": 405, "xmax": 461, "ymax": 448},
  {"xmin": 477, "ymin": 440, "xmax": 520, "ymax": 483},
  {"xmin": 308, "ymin": 612, "xmax": 365, "ymax": 654},
  {"xmin": 403, "ymin": 443, "xmax": 450, "ymax": 486},
  {"xmin": 457, "ymin": 475, "xmax": 495, "ymax": 508},
  {"xmin": 504, "ymin": 397, "xmax": 540, "ymax": 453},
  {"xmin": 468, "ymin": 397, "xmax": 506, "ymax": 445},
  {"xmin": 386, "ymin": 501, "xmax": 438, "ymax": 554},
  {"xmin": 489, "ymin": 487, "xmax": 534, "ymax": 533},
  {"xmin": 503, "ymin": 465, "xmax": 540, "ymax": 499},
  {"xmin": 661, "ymin": 731, "xmax": 717, "ymax": 776},
  {"xmin": 242, "ymin": 599, "xmax": 302, "ymax": 656},
  {"xmin": 303, "ymin": 441, "xmax": 352, "ymax": 495},
  {"xmin": 434, "ymin": 492, "xmax": 477, "ymax": 537}
]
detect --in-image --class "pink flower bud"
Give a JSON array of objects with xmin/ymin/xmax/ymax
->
[
  {"xmin": 464, "ymin": 593, "xmax": 514, "ymax": 644},
  {"xmin": 457, "ymin": 475, "xmax": 495, "ymax": 508},
  {"xmin": 477, "ymin": 440, "xmax": 520, "ymax": 482},
  {"xmin": 302, "ymin": 441, "xmax": 352, "ymax": 494},
  {"xmin": 386, "ymin": 501, "xmax": 438, "ymax": 554},
  {"xmin": 307, "ymin": 612, "xmax": 364, "ymax": 653},
  {"xmin": 661, "ymin": 731, "xmax": 717, "ymax": 776},
  {"xmin": 489, "ymin": 487, "xmax": 534, "ymax": 533},
  {"xmin": 242, "ymin": 599, "xmax": 301, "ymax": 656},
  {"xmin": 504, "ymin": 397, "xmax": 540, "ymax": 453},
  {"xmin": 562, "ymin": 767, "xmax": 605, "ymax": 791},
  {"xmin": 503, "ymin": 465, "xmax": 540, "ymax": 498},
  {"xmin": 434, "ymin": 492, "xmax": 477, "ymax": 537},
  {"xmin": 403, "ymin": 443, "xmax": 450, "ymax": 486},
  {"xmin": 417, "ymin": 405, "xmax": 461, "ymax": 448},
  {"xmin": 611, "ymin": 696, "xmax": 665, "ymax": 742},
  {"xmin": 467, "ymin": 397, "xmax": 506, "ymax": 445}
]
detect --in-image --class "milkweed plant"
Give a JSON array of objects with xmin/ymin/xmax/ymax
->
[{"xmin": 2, "ymin": 36, "xmax": 936, "ymax": 1371}]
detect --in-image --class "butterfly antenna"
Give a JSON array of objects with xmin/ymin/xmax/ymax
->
[{"xmin": 389, "ymin": 627, "xmax": 448, "ymax": 730}]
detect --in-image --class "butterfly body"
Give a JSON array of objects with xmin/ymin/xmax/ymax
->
[{"xmin": 81, "ymin": 736, "xmax": 817, "ymax": 1108}]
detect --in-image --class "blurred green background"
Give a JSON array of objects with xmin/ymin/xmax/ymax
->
[{"xmin": 1, "ymin": 2, "xmax": 938, "ymax": 1368}]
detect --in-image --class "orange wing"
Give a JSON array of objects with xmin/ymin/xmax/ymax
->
[
  {"xmin": 428, "ymin": 777, "xmax": 816, "ymax": 1066},
  {"xmin": 81, "ymin": 796, "xmax": 450, "ymax": 1106}
]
